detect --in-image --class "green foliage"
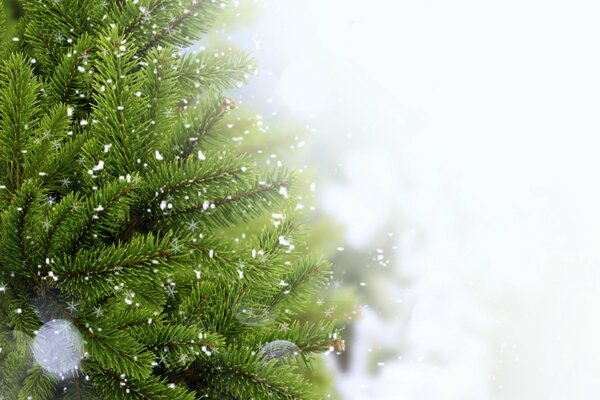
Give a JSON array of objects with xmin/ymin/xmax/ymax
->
[
  {"xmin": 178, "ymin": 49, "xmax": 255, "ymax": 94},
  {"xmin": 19, "ymin": 365, "xmax": 57, "ymax": 400},
  {"xmin": 0, "ymin": 53, "xmax": 40, "ymax": 193},
  {"xmin": 0, "ymin": 2, "xmax": 12, "ymax": 61},
  {"xmin": 0, "ymin": 1, "xmax": 340, "ymax": 399},
  {"xmin": 191, "ymin": 347, "xmax": 317, "ymax": 399},
  {"xmin": 45, "ymin": 34, "xmax": 94, "ymax": 109}
]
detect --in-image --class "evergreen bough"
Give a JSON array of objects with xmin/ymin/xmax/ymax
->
[{"xmin": 0, "ymin": 1, "xmax": 341, "ymax": 398}]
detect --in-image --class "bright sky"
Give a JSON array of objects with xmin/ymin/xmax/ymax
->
[{"xmin": 236, "ymin": 0, "xmax": 600, "ymax": 398}]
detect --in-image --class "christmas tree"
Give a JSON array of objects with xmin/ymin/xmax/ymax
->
[{"xmin": 0, "ymin": 1, "xmax": 342, "ymax": 398}]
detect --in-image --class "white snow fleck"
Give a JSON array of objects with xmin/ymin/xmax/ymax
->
[
  {"xmin": 279, "ymin": 186, "xmax": 288, "ymax": 198},
  {"xmin": 93, "ymin": 160, "xmax": 104, "ymax": 171}
]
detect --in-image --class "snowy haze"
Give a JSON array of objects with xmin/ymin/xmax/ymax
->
[{"xmin": 233, "ymin": 0, "xmax": 600, "ymax": 398}]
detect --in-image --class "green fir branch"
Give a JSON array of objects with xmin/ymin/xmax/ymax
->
[{"xmin": 0, "ymin": 53, "xmax": 41, "ymax": 192}]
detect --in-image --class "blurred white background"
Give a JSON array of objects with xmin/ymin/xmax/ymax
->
[{"xmin": 228, "ymin": 0, "xmax": 600, "ymax": 398}]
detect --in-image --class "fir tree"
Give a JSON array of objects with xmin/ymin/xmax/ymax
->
[{"xmin": 0, "ymin": 1, "xmax": 342, "ymax": 398}]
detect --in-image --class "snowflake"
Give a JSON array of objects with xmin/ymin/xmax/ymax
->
[
  {"xmin": 41, "ymin": 219, "xmax": 52, "ymax": 232},
  {"xmin": 165, "ymin": 284, "xmax": 177, "ymax": 298},
  {"xmin": 140, "ymin": 7, "xmax": 152, "ymax": 21},
  {"xmin": 278, "ymin": 322, "xmax": 290, "ymax": 332},
  {"xmin": 93, "ymin": 306, "xmax": 103, "ymax": 318},
  {"xmin": 186, "ymin": 219, "xmax": 199, "ymax": 231},
  {"xmin": 324, "ymin": 307, "xmax": 336, "ymax": 318},
  {"xmin": 66, "ymin": 301, "xmax": 79, "ymax": 313},
  {"xmin": 60, "ymin": 177, "xmax": 72, "ymax": 187},
  {"xmin": 170, "ymin": 238, "xmax": 183, "ymax": 253}
]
